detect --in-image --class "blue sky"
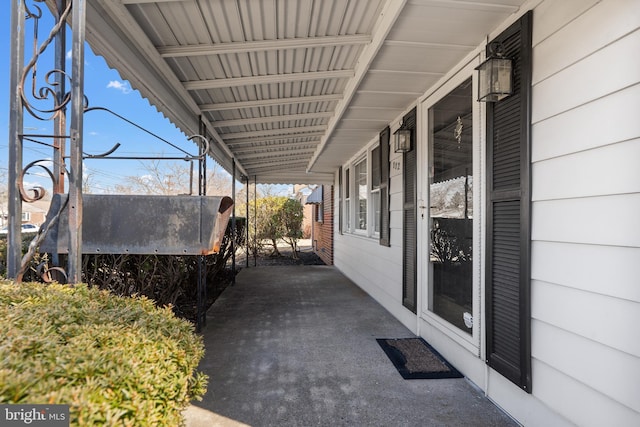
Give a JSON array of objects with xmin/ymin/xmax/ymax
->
[{"xmin": 1, "ymin": 4, "xmax": 232, "ymax": 194}]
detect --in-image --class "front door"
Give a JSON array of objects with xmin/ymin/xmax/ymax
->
[
  {"xmin": 419, "ymin": 59, "xmax": 481, "ymax": 352},
  {"xmin": 427, "ymin": 77, "xmax": 474, "ymax": 334}
]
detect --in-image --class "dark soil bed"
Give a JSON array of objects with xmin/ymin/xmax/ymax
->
[
  {"xmin": 236, "ymin": 247, "xmax": 326, "ymax": 267},
  {"xmin": 176, "ymin": 247, "xmax": 325, "ymax": 323}
]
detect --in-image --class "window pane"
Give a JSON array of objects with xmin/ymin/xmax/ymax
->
[
  {"xmin": 355, "ymin": 158, "xmax": 367, "ymax": 230},
  {"xmin": 345, "ymin": 168, "xmax": 350, "ymax": 198},
  {"xmin": 371, "ymin": 146, "xmax": 381, "ymax": 190},
  {"xmin": 428, "ymin": 77, "xmax": 473, "ymax": 334},
  {"xmin": 345, "ymin": 200, "xmax": 350, "ymax": 230},
  {"xmin": 372, "ymin": 190, "xmax": 380, "ymax": 233},
  {"xmin": 345, "ymin": 168, "xmax": 350, "ymax": 230}
]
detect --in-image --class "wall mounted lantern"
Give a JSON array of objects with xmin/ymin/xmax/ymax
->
[
  {"xmin": 476, "ymin": 42, "xmax": 513, "ymax": 102},
  {"xmin": 393, "ymin": 126, "xmax": 411, "ymax": 153}
]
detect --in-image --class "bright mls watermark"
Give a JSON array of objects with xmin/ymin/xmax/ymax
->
[{"xmin": 0, "ymin": 405, "xmax": 69, "ymax": 426}]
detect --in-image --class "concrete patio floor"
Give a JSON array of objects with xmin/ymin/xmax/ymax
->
[{"xmin": 185, "ymin": 265, "xmax": 518, "ymax": 427}]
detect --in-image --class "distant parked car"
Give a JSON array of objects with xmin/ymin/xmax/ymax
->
[{"xmin": 0, "ymin": 224, "xmax": 39, "ymax": 235}]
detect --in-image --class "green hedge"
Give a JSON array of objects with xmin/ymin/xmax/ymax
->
[{"xmin": 0, "ymin": 281, "xmax": 208, "ymax": 426}]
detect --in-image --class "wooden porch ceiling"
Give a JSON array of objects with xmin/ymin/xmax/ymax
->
[{"xmin": 61, "ymin": 0, "xmax": 527, "ymax": 184}]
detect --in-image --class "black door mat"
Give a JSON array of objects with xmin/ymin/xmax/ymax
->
[{"xmin": 376, "ymin": 337, "xmax": 463, "ymax": 380}]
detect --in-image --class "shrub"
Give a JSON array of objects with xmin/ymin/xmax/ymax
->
[
  {"xmin": 239, "ymin": 196, "xmax": 304, "ymax": 257},
  {"xmin": 81, "ymin": 218, "xmax": 245, "ymax": 322},
  {"xmin": 0, "ymin": 281, "xmax": 208, "ymax": 426}
]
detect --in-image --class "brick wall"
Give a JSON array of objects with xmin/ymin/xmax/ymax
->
[{"xmin": 312, "ymin": 185, "xmax": 334, "ymax": 265}]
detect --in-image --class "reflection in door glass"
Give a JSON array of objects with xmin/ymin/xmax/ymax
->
[{"xmin": 428, "ymin": 77, "xmax": 473, "ymax": 334}]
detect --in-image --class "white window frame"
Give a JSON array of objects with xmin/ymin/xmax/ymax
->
[
  {"xmin": 353, "ymin": 155, "xmax": 368, "ymax": 233},
  {"xmin": 344, "ymin": 167, "xmax": 351, "ymax": 232},
  {"xmin": 370, "ymin": 144, "xmax": 381, "ymax": 237},
  {"xmin": 342, "ymin": 141, "xmax": 381, "ymax": 238}
]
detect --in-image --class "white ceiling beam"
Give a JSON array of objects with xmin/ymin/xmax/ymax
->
[
  {"xmin": 184, "ymin": 70, "xmax": 354, "ymax": 91},
  {"xmin": 214, "ymin": 112, "xmax": 332, "ymax": 128},
  {"xmin": 226, "ymin": 132, "xmax": 324, "ymax": 145},
  {"xmin": 307, "ymin": 0, "xmax": 408, "ymax": 172},
  {"xmin": 257, "ymin": 173, "xmax": 335, "ymax": 185},
  {"xmin": 230, "ymin": 144, "xmax": 320, "ymax": 154},
  {"xmin": 238, "ymin": 150, "xmax": 313, "ymax": 166},
  {"xmin": 122, "ymin": 0, "xmax": 188, "ymax": 3},
  {"xmin": 158, "ymin": 35, "xmax": 371, "ymax": 58},
  {"xmin": 229, "ymin": 142, "xmax": 321, "ymax": 151},
  {"xmin": 232, "ymin": 145, "xmax": 318, "ymax": 156},
  {"xmin": 233, "ymin": 148, "xmax": 318, "ymax": 159},
  {"xmin": 221, "ymin": 125, "xmax": 327, "ymax": 140},
  {"xmin": 247, "ymin": 162, "xmax": 309, "ymax": 173},
  {"xmin": 199, "ymin": 94, "xmax": 343, "ymax": 111}
]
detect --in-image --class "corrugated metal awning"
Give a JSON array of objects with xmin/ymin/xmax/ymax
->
[
  {"xmin": 305, "ymin": 186, "xmax": 323, "ymax": 205},
  {"xmin": 59, "ymin": 0, "xmax": 527, "ymax": 184}
]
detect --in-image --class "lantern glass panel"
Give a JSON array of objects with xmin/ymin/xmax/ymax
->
[
  {"xmin": 477, "ymin": 57, "xmax": 512, "ymax": 102},
  {"xmin": 394, "ymin": 129, "xmax": 411, "ymax": 153}
]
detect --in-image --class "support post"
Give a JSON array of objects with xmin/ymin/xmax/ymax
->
[
  {"xmin": 245, "ymin": 177, "xmax": 249, "ymax": 268},
  {"xmin": 53, "ymin": 0, "xmax": 67, "ymax": 195},
  {"xmin": 67, "ymin": 0, "xmax": 87, "ymax": 284},
  {"xmin": 196, "ymin": 117, "xmax": 207, "ymax": 331},
  {"xmin": 7, "ymin": 0, "xmax": 26, "ymax": 279},
  {"xmin": 254, "ymin": 175, "xmax": 257, "ymax": 267},
  {"xmin": 231, "ymin": 159, "xmax": 236, "ymax": 285}
]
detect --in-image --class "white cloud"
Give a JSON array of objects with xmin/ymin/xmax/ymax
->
[
  {"xmin": 106, "ymin": 80, "xmax": 132, "ymax": 94},
  {"xmin": 66, "ymin": 50, "xmax": 72, "ymax": 60}
]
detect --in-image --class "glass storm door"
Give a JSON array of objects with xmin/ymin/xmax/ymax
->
[{"xmin": 428, "ymin": 77, "xmax": 473, "ymax": 334}]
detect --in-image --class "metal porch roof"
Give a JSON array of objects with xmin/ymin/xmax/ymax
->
[
  {"xmin": 67, "ymin": 0, "xmax": 527, "ymax": 184},
  {"xmin": 305, "ymin": 185, "xmax": 324, "ymax": 204}
]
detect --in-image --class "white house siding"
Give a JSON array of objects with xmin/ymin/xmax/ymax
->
[
  {"xmin": 530, "ymin": 0, "xmax": 640, "ymax": 426},
  {"xmin": 334, "ymin": 0, "xmax": 640, "ymax": 425},
  {"xmin": 334, "ymin": 138, "xmax": 415, "ymax": 331}
]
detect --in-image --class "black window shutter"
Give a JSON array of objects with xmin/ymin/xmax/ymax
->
[
  {"xmin": 402, "ymin": 109, "xmax": 417, "ymax": 313},
  {"xmin": 338, "ymin": 166, "xmax": 343, "ymax": 235},
  {"xmin": 379, "ymin": 126, "xmax": 391, "ymax": 247},
  {"xmin": 486, "ymin": 11, "xmax": 533, "ymax": 393}
]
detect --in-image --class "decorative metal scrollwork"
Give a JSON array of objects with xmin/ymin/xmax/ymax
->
[
  {"xmin": 13, "ymin": 0, "xmax": 215, "ymax": 286},
  {"xmin": 21, "ymin": 0, "xmax": 73, "ymax": 121},
  {"xmin": 83, "ymin": 107, "xmax": 211, "ymax": 161},
  {"xmin": 19, "ymin": 159, "xmax": 61, "ymax": 202}
]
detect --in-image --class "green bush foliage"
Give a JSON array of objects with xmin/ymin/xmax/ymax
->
[
  {"xmin": 0, "ymin": 281, "xmax": 208, "ymax": 426},
  {"xmin": 239, "ymin": 196, "xmax": 304, "ymax": 257}
]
